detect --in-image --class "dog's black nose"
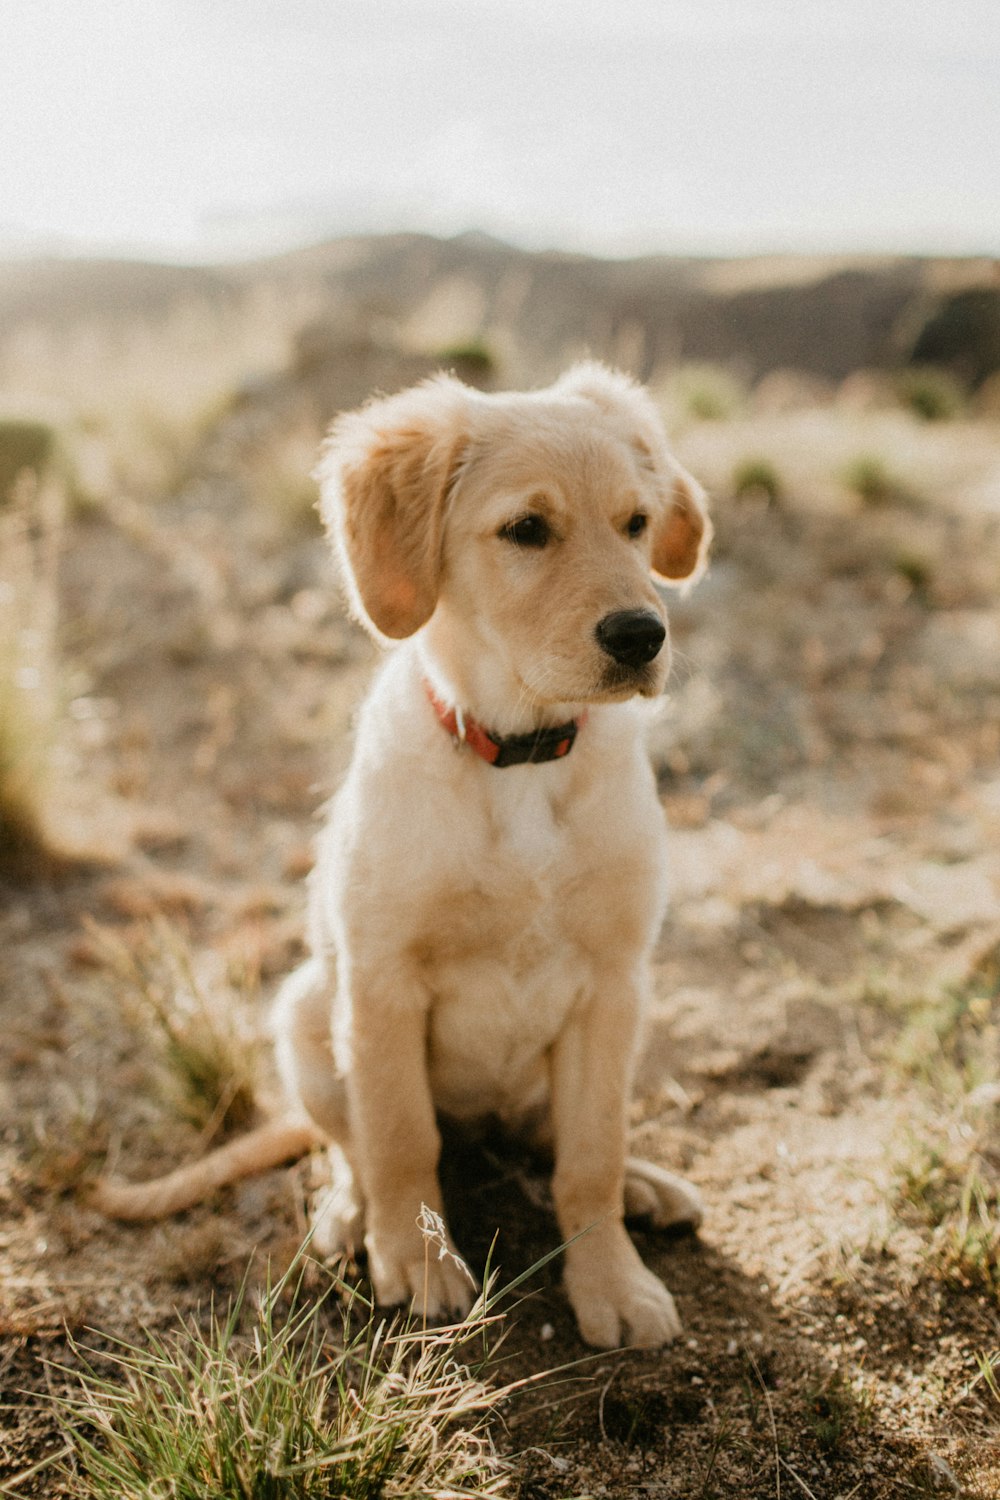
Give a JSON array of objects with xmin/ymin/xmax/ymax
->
[{"xmin": 595, "ymin": 609, "xmax": 666, "ymax": 667}]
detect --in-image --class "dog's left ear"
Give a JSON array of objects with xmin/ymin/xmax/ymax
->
[
  {"xmin": 316, "ymin": 378, "xmax": 470, "ymax": 640},
  {"xmin": 555, "ymin": 361, "xmax": 712, "ymax": 586},
  {"xmin": 649, "ymin": 464, "xmax": 711, "ymax": 585}
]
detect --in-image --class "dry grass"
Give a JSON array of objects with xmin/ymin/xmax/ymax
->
[
  {"xmin": 52, "ymin": 1246, "xmax": 546, "ymax": 1500},
  {"xmin": 239, "ymin": 414, "xmax": 324, "ymax": 531},
  {"xmin": 898, "ymin": 1134, "xmax": 1000, "ymax": 1294},
  {"xmin": 889, "ymin": 949, "xmax": 1000, "ymax": 1297},
  {"xmin": 659, "ymin": 362, "xmax": 747, "ymax": 424},
  {"xmin": 0, "ymin": 288, "xmax": 317, "ymax": 503},
  {"xmin": 93, "ymin": 918, "xmax": 264, "ymax": 1141},
  {"xmin": 0, "ymin": 468, "xmax": 62, "ymax": 862},
  {"xmin": 26, "ymin": 1079, "xmax": 112, "ymax": 1196},
  {"xmin": 672, "ymin": 402, "xmax": 1000, "ymax": 518}
]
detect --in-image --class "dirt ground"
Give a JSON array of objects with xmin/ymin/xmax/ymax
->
[{"xmin": 2, "ymin": 366, "xmax": 1000, "ymax": 1498}]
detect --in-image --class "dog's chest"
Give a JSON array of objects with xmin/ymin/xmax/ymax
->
[
  {"xmin": 420, "ymin": 774, "xmax": 604, "ymax": 1118},
  {"xmin": 432, "ymin": 771, "xmax": 581, "ymax": 950},
  {"xmin": 489, "ymin": 770, "xmax": 568, "ymax": 870}
]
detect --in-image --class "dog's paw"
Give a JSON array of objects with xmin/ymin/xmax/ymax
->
[
  {"xmin": 565, "ymin": 1227, "xmax": 682, "ymax": 1348},
  {"xmin": 307, "ymin": 1145, "xmax": 365, "ymax": 1259},
  {"xmin": 311, "ymin": 1179, "xmax": 366, "ymax": 1259},
  {"xmin": 624, "ymin": 1157, "xmax": 704, "ymax": 1232},
  {"xmin": 570, "ymin": 1261, "xmax": 682, "ymax": 1349},
  {"xmin": 366, "ymin": 1223, "xmax": 477, "ymax": 1322}
]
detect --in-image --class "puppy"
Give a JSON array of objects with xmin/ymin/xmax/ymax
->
[{"xmin": 97, "ymin": 363, "xmax": 710, "ymax": 1349}]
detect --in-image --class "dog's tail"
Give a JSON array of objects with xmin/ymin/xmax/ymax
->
[{"xmin": 91, "ymin": 1118, "xmax": 322, "ymax": 1222}]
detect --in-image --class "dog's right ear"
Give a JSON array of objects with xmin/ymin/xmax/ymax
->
[
  {"xmin": 556, "ymin": 362, "xmax": 712, "ymax": 587},
  {"xmin": 316, "ymin": 378, "xmax": 470, "ymax": 640}
]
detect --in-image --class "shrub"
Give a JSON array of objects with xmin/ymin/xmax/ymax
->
[
  {"xmin": 896, "ymin": 366, "xmax": 964, "ymax": 422},
  {"xmin": 910, "ymin": 287, "xmax": 1000, "ymax": 388},
  {"xmin": 435, "ymin": 338, "xmax": 497, "ymax": 384},
  {"xmin": 671, "ymin": 363, "xmax": 745, "ymax": 422},
  {"xmin": 841, "ymin": 453, "xmax": 898, "ymax": 507},
  {"xmin": 894, "ymin": 552, "xmax": 933, "ymax": 600},
  {"xmin": 732, "ymin": 456, "xmax": 782, "ymax": 507},
  {"xmin": 0, "ymin": 418, "xmax": 58, "ymax": 502}
]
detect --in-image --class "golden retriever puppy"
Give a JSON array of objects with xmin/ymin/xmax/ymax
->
[
  {"xmin": 95, "ymin": 362, "xmax": 710, "ymax": 1348},
  {"xmin": 273, "ymin": 362, "xmax": 711, "ymax": 1348}
]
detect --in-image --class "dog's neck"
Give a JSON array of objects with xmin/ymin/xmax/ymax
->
[
  {"xmin": 423, "ymin": 679, "xmax": 583, "ymax": 767},
  {"xmin": 415, "ymin": 629, "xmax": 586, "ymax": 744}
]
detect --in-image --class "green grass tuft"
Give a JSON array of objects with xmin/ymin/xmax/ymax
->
[
  {"xmin": 973, "ymin": 1350, "xmax": 1000, "ymax": 1410},
  {"xmin": 804, "ymin": 1373, "xmax": 872, "ymax": 1454},
  {"xmin": 899, "ymin": 1144, "xmax": 1000, "ymax": 1294},
  {"xmin": 54, "ymin": 1252, "xmax": 533, "ymax": 1500}
]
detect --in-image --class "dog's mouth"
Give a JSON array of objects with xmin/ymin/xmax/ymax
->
[
  {"xmin": 514, "ymin": 647, "xmax": 668, "ymax": 710},
  {"xmin": 595, "ymin": 659, "xmax": 663, "ymax": 699}
]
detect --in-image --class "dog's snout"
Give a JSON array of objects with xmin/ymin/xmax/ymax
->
[{"xmin": 595, "ymin": 609, "xmax": 666, "ymax": 668}]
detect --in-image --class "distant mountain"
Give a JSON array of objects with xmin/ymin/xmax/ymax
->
[
  {"xmin": 1, "ymin": 233, "xmax": 997, "ymax": 386},
  {"xmin": 0, "ymin": 256, "xmax": 238, "ymax": 326}
]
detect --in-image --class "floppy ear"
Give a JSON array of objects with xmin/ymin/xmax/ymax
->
[
  {"xmin": 555, "ymin": 361, "xmax": 711, "ymax": 586},
  {"xmin": 650, "ymin": 463, "xmax": 712, "ymax": 585},
  {"xmin": 316, "ymin": 378, "xmax": 470, "ymax": 639}
]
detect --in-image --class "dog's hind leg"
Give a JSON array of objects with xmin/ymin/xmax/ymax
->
[
  {"xmin": 518, "ymin": 1114, "xmax": 703, "ymax": 1235},
  {"xmin": 272, "ymin": 956, "xmax": 348, "ymax": 1138},
  {"xmin": 272, "ymin": 956, "xmax": 366, "ymax": 1257},
  {"xmin": 624, "ymin": 1157, "xmax": 704, "ymax": 1231}
]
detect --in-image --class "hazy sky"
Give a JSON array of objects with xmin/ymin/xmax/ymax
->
[{"xmin": 4, "ymin": 0, "xmax": 999, "ymax": 261}]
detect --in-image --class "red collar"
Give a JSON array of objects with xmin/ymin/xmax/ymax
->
[{"xmin": 424, "ymin": 681, "xmax": 583, "ymax": 768}]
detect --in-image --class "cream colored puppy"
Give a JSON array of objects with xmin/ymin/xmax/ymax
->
[
  {"xmin": 272, "ymin": 362, "xmax": 711, "ymax": 1348},
  {"xmin": 95, "ymin": 363, "xmax": 709, "ymax": 1346}
]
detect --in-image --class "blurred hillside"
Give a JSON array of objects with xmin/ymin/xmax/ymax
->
[{"xmin": 2, "ymin": 233, "xmax": 998, "ymax": 392}]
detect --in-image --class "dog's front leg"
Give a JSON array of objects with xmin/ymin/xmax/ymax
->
[
  {"xmin": 550, "ymin": 975, "xmax": 683, "ymax": 1348},
  {"xmin": 347, "ymin": 972, "xmax": 474, "ymax": 1319}
]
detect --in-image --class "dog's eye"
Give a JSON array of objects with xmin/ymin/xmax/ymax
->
[
  {"xmin": 502, "ymin": 514, "xmax": 551, "ymax": 549},
  {"xmin": 626, "ymin": 512, "xmax": 648, "ymax": 539}
]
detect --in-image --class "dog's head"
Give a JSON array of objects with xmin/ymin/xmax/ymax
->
[{"xmin": 317, "ymin": 362, "xmax": 710, "ymax": 715}]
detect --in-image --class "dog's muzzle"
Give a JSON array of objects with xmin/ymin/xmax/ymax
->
[{"xmin": 595, "ymin": 609, "xmax": 666, "ymax": 668}]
